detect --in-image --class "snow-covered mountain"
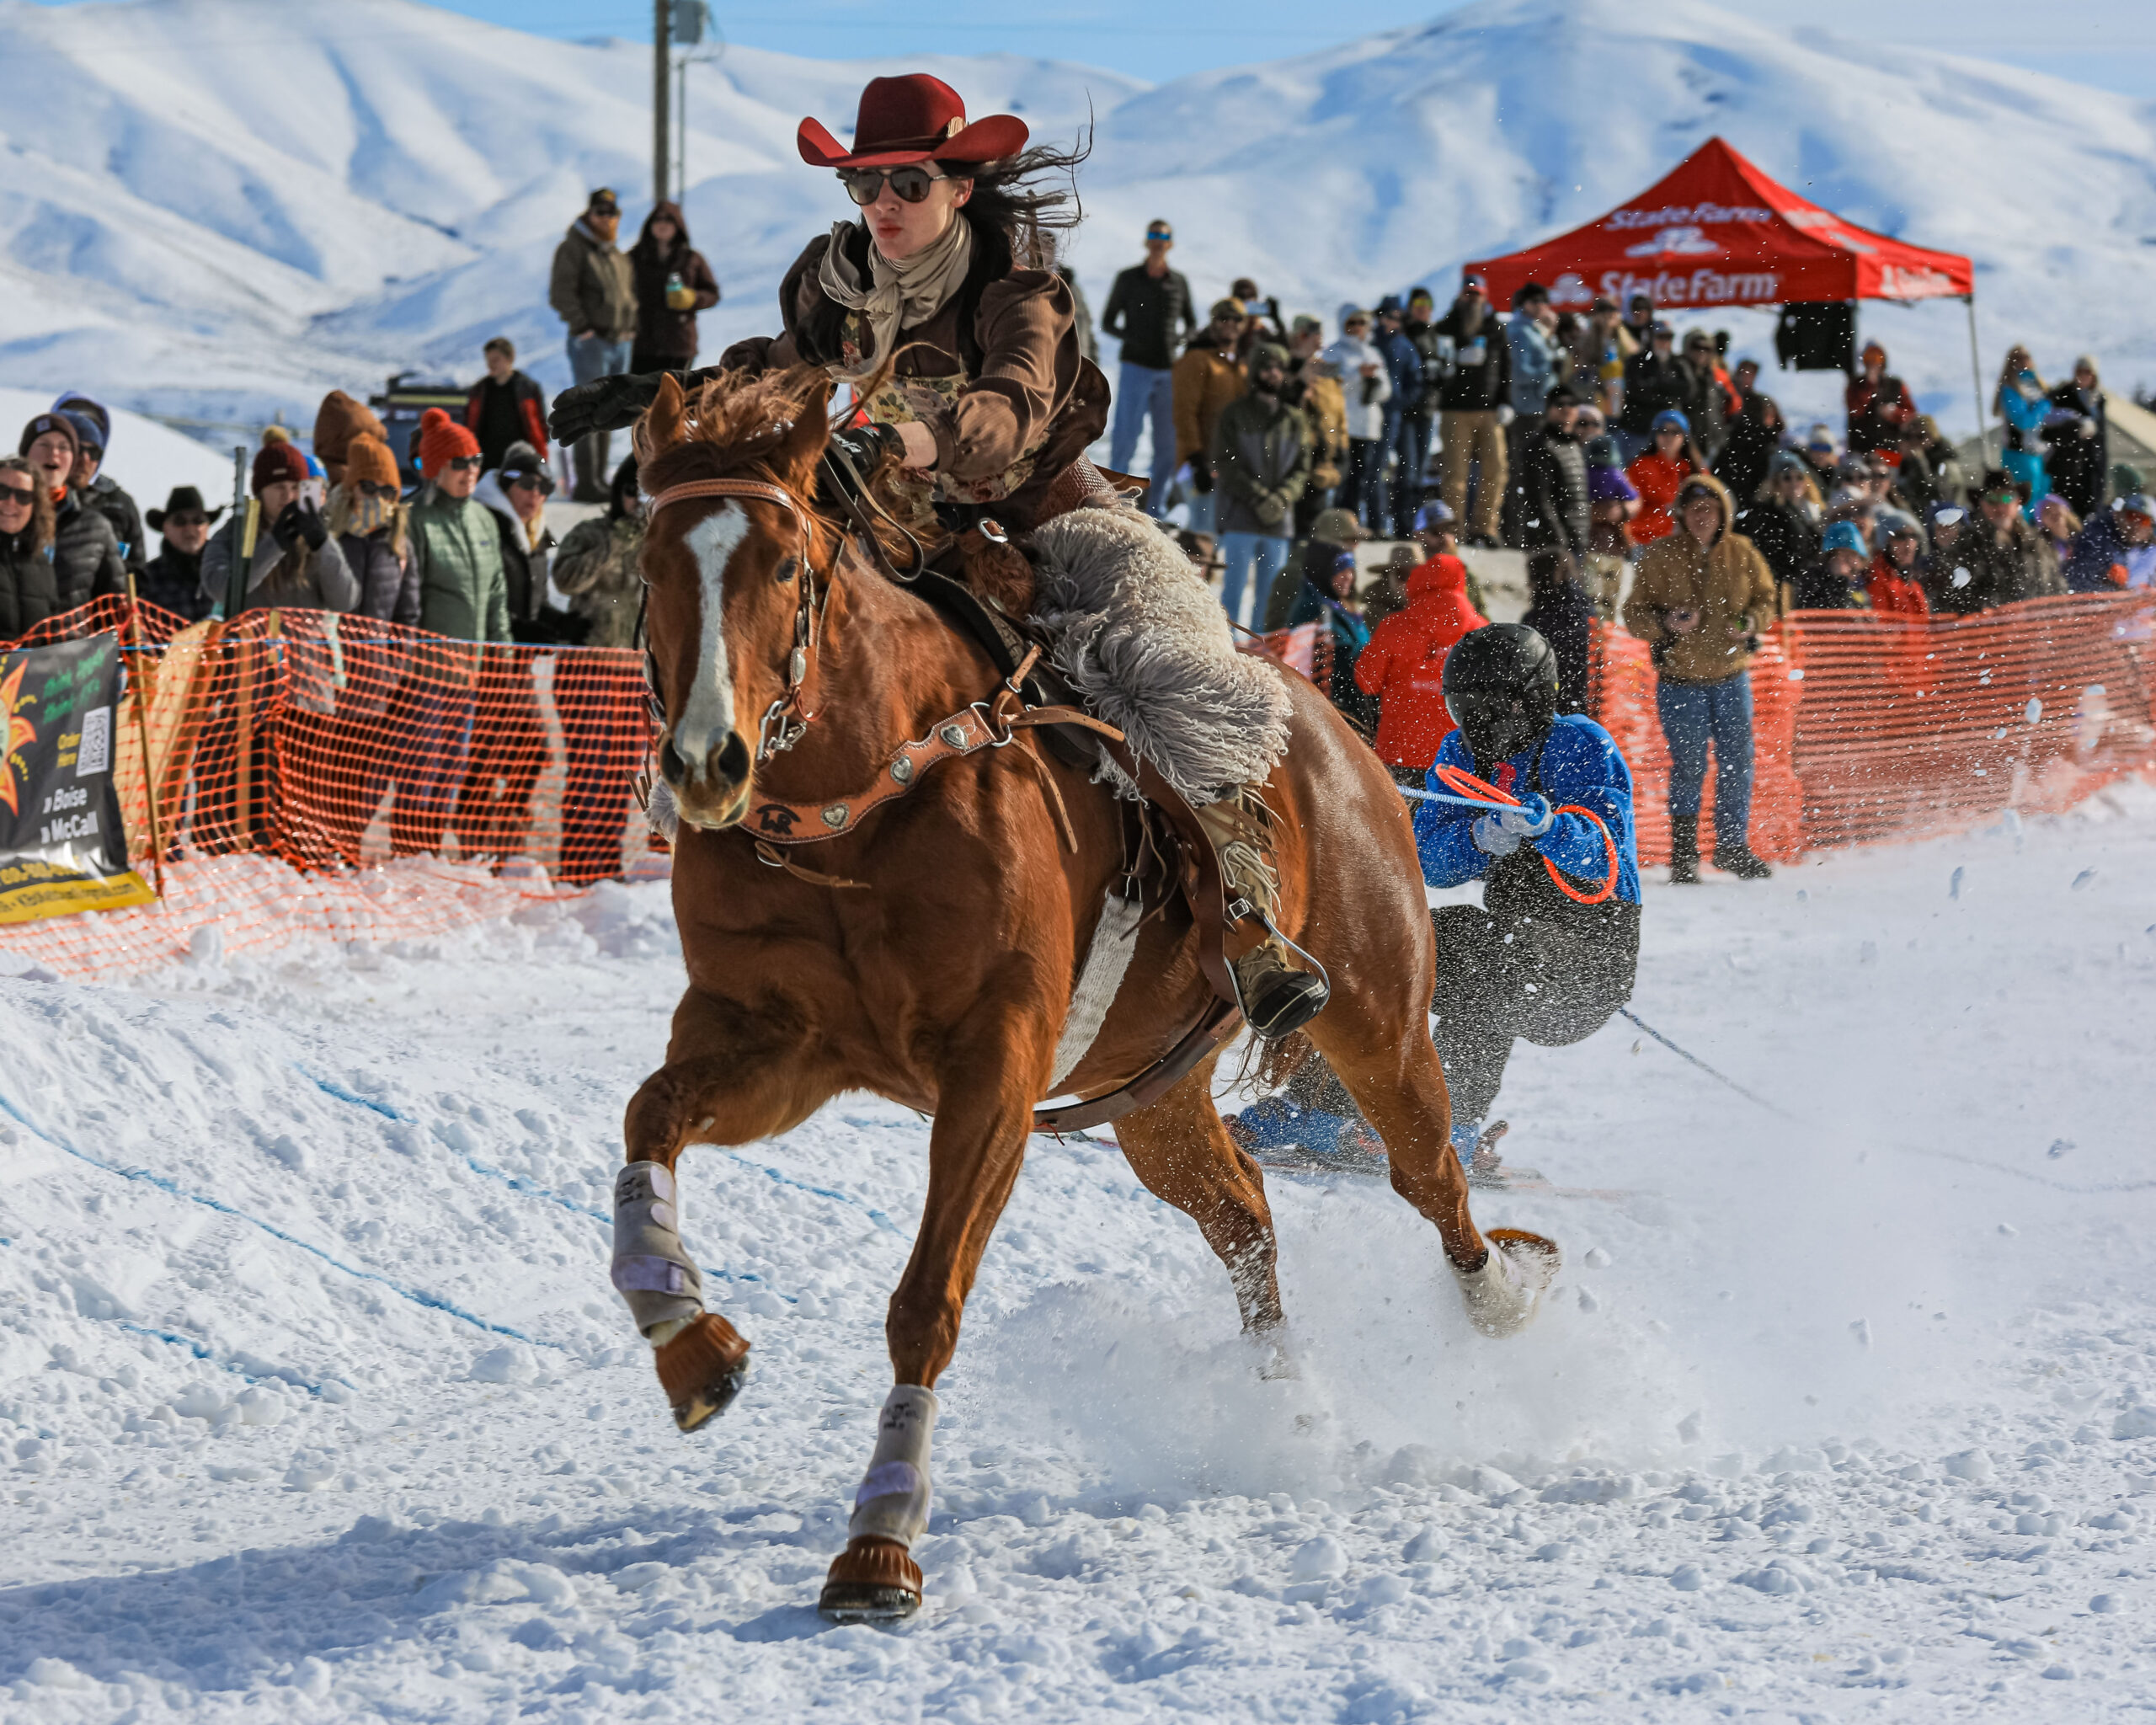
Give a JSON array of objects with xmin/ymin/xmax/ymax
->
[{"xmin": 4, "ymin": 0, "xmax": 2154, "ymax": 442}]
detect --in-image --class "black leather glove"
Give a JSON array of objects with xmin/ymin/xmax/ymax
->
[
  {"xmin": 827, "ymin": 422, "xmax": 906, "ymax": 476},
  {"xmin": 1189, "ymin": 455, "xmax": 1214, "ymax": 495},
  {"xmin": 547, "ymin": 371, "xmax": 695, "ymax": 444},
  {"xmin": 271, "ymin": 499, "xmax": 326, "ymax": 553}
]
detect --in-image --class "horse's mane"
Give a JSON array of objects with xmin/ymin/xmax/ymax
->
[{"xmin": 637, "ymin": 362, "xmax": 934, "ymax": 579}]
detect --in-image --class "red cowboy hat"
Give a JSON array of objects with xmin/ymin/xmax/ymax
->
[{"xmin": 797, "ymin": 74, "xmax": 1028, "ymax": 170}]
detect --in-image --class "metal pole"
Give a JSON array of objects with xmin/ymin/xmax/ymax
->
[
  {"xmin": 1964, "ymin": 292, "xmax": 1993, "ymax": 466},
  {"xmin": 677, "ymin": 55, "xmax": 688, "ymax": 198},
  {"xmin": 223, "ymin": 446, "xmax": 249, "ymax": 622},
  {"xmin": 653, "ymin": 0, "xmax": 670, "ymax": 206}
]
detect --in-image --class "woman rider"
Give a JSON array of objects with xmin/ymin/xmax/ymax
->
[{"xmin": 549, "ymin": 74, "xmax": 1325, "ymax": 1036}]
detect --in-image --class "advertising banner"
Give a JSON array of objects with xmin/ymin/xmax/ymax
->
[{"xmin": 0, "ymin": 631, "xmax": 155, "ymax": 925}]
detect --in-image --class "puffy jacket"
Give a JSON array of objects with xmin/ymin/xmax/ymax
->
[
  {"xmin": 548, "ymin": 219, "xmax": 637, "ymax": 342},
  {"xmin": 1211, "ymin": 385, "xmax": 1311, "ymax": 537},
  {"xmin": 1506, "ymin": 316, "xmax": 1559, "ymax": 415},
  {"xmin": 1413, "ymin": 714, "xmax": 1641, "ymax": 905},
  {"xmin": 1320, "ymin": 336, "xmax": 1392, "ymax": 441},
  {"xmin": 1523, "ymin": 574, "xmax": 1597, "ymax": 715},
  {"xmin": 2062, "ymin": 507, "xmax": 2156, "ymax": 593},
  {"xmin": 628, "ymin": 201, "xmax": 722, "ymax": 365},
  {"xmin": 552, "ymin": 513, "xmax": 643, "ymax": 649},
  {"xmin": 1944, "ymin": 515, "xmax": 2065, "ymax": 614},
  {"xmin": 200, "ymin": 510, "xmax": 358, "ymax": 617},
  {"xmin": 1866, "ymin": 556, "xmax": 1929, "ymax": 616},
  {"xmin": 48, "ymin": 492, "xmax": 127, "ymax": 615},
  {"xmin": 1622, "ymin": 473, "xmax": 1777, "ymax": 685},
  {"xmin": 475, "ymin": 470, "xmax": 559, "ymax": 633},
  {"xmin": 1100, "ymin": 264, "xmax": 1195, "ymax": 371},
  {"xmin": 1520, "ymin": 422, "xmax": 1590, "ymax": 558},
  {"xmin": 1734, "ymin": 497, "xmax": 1817, "ymax": 595},
  {"xmin": 406, "ymin": 489, "xmax": 511, "ymax": 642},
  {"xmin": 338, "ymin": 526, "xmax": 419, "ymax": 624},
  {"xmin": 1171, "ymin": 342, "xmax": 1246, "ymax": 466},
  {"xmin": 1353, "ymin": 555, "xmax": 1487, "ymax": 767},
  {"xmin": 1430, "ymin": 298, "xmax": 1508, "ymax": 414},
  {"xmin": 1625, "ymin": 450, "xmax": 1695, "ymax": 544},
  {"xmin": 0, "ymin": 525, "xmax": 61, "ymax": 638},
  {"xmin": 85, "ymin": 474, "xmax": 147, "ymax": 579}
]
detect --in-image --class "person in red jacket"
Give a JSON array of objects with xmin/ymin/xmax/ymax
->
[
  {"xmin": 1625, "ymin": 409, "xmax": 1696, "ymax": 544},
  {"xmin": 464, "ymin": 338, "xmax": 551, "ymax": 473},
  {"xmin": 1353, "ymin": 550, "xmax": 1488, "ymax": 779},
  {"xmin": 1867, "ymin": 511, "xmax": 1929, "ymax": 615},
  {"xmin": 1845, "ymin": 341, "xmax": 1916, "ymax": 457}
]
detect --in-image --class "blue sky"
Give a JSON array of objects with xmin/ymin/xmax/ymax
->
[{"xmin": 39, "ymin": 0, "xmax": 2156, "ymax": 98}]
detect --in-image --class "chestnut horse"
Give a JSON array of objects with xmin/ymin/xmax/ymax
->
[{"xmin": 614, "ymin": 368, "xmax": 1556, "ymax": 1621}]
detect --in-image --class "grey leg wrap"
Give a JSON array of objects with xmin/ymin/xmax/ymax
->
[
  {"xmin": 847, "ymin": 1385, "xmax": 938, "ymax": 1549},
  {"xmin": 611, "ymin": 1161, "xmax": 704, "ymax": 1340}
]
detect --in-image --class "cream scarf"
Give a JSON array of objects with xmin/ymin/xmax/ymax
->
[{"xmin": 815, "ymin": 216, "xmax": 974, "ymax": 382}]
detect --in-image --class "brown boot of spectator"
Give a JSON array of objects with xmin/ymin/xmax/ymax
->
[{"xmin": 1669, "ymin": 814, "xmax": 1701, "ymax": 885}]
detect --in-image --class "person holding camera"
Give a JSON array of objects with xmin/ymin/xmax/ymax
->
[{"xmin": 200, "ymin": 428, "xmax": 356, "ymax": 617}]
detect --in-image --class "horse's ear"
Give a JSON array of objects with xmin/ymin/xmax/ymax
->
[{"xmin": 638, "ymin": 373, "xmax": 689, "ymax": 465}]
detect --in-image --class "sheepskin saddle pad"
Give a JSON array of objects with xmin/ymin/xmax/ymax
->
[{"xmin": 1026, "ymin": 507, "xmax": 1293, "ymax": 806}]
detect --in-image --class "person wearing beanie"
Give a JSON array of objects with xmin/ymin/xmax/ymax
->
[
  {"xmin": 1518, "ymin": 382, "xmax": 1589, "ymax": 563},
  {"xmin": 473, "ymin": 439, "xmax": 563, "ymax": 640},
  {"xmin": 326, "ymin": 433, "xmax": 418, "ymax": 623},
  {"xmin": 200, "ymin": 427, "xmax": 356, "ymax": 617},
  {"xmin": 1171, "ymin": 297, "xmax": 1251, "ymax": 535},
  {"xmin": 463, "ymin": 339, "xmax": 552, "ymax": 474},
  {"xmin": 549, "ymin": 189, "xmax": 638, "ymax": 502},
  {"xmin": 1625, "ymin": 408, "xmax": 1697, "ymax": 545},
  {"xmin": 1209, "ymin": 341, "xmax": 1310, "ymax": 628},
  {"xmin": 141, "ymin": 486, "xmax": 222, "ymax": 621},
  {"xmin": 312, "ymin": 390, "xmax": 390, "ymax": 490},
  {"xmin": 1867, "ymin": 513, "xmax": 1929, "ymax": 616},
  {"xmin": 1798, "ymin": 519, "xmax": 1870, "ymax": 611},
  {"xmin": 406, "ymin": 408, "xmax": 510, "ymax": 644},
  {"xmin": 52, "ymin": 393, "xmax": 147, "ymax": 582},
  {"xmin": 16, "ymin": 412, "xmax": 125, "ymax": 613}
]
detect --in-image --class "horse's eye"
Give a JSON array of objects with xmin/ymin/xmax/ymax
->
[{"xmin": 774, "ymin": 556, "xmax": 798, "ymax": 585}]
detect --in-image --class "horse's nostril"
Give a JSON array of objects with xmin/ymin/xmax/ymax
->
[
  {"xmin": 659, "ymin": 736, "xmax": 688, "ymax": 789},
  {"xmin": 712, "ymin": 731, "xmax": 752, "ymax": 787}
]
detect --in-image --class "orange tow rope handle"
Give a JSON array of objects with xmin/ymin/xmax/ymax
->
[{"xmin": 1428, "ymin": 763, "xmax": 1620, "ymax": 907}]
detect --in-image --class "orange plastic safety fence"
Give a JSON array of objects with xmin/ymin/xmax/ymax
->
[
  {"xmin": 1589, "ymin": 595, "xmax": 2156, "ymax": 864},
  {"xmin": 3, "ymin": 598, "xmax": 665, "ymax": 978}
]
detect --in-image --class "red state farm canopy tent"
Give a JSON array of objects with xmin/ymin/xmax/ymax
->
[{"xmin": 1463, "ymin": 136, "xmax": 1972, "ymax": 315}]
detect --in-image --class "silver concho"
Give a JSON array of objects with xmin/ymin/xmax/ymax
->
[
  {"xmin": 890, "ymin": 755, "xmax": 915, "ymax": 783},
  {"xmin": 821, "ymin": 804, "xmax": 850, "ymax": 829},
  {"xmin": 938, "ymin": 724, "xmax": 969, "ymax": 749}
]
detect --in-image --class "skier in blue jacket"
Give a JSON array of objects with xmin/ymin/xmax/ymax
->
[{"xmin": 1228, "ymin": 622, "xmax": 1641, "ymax": 1182}]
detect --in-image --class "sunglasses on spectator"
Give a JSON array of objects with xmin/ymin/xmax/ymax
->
[
  {"xmin": 838, "ymin": 166, "xmax": 949, "ymax": 206},
  {"xmin": 504, "ymin": 471, "xmax": 556, "ymax": 495},
  {"xmin": 1145, "ymin": 227, "xmax": 1171, "ymax": 242},
  {"xmin": 0, "ymin": 483, "xmax": 35, "ymax": 506},
  {"xmin": 355, "ymin": 480, "xmax": 400, "ymax": 499},
  {"xmin": 445, "ymin": 455, "xmax": 484, "ymax": 473}
]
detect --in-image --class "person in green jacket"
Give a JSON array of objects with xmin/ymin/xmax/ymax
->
[{"xmin": 394, "ymin": 409, "xmax": 512, "ymax": 856}]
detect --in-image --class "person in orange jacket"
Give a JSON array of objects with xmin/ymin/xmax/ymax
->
[
  {"xmin": 1353, "ymin": 534, "xmax": 1488, "ymax": 780},
  {"xmin": 1867, "ymin": 512, "xmax": 1929, "ymax": 616},
  {"xmin": 1625, "ymin": 408, "xmax": 1697, "ymax": 544}
]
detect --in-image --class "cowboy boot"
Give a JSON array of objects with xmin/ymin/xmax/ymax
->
[
  {"xmin": 1668, "ymin": 814, "xmax": 1701, "ymax": 885},
  {"xmin": 1198, "ymin": 788, "xmax": 1329, "ymax": 1039}
]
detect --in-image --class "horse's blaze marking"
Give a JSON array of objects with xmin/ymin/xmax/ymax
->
[{"xmin": 674, "ymin": 504, "xmax": 752, "ymax": 778}]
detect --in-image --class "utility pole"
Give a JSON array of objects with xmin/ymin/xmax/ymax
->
[{"xmin": 653, "ymin": 0, "xmax": 670, "ymax": 206}]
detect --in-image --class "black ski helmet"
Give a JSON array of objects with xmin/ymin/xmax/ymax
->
[{"xmin": 1443, "ymin": 623, "xmax": 1561, "ymax": 766}]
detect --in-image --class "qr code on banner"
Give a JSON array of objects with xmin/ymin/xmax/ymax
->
[{"xmin": 76, "ymin": 706, "xmax": 111, "ymax": 777}]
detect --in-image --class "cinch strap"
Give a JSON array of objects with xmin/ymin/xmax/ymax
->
[
  {"xmin": 611, "ymin": 1161, "xmax": 704, "ymax": 1338},
  {"xmin": 848, "ymin": 1384, "xmax": 939, "ymax": 1549}
]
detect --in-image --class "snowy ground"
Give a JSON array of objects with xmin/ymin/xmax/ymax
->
[{"xmin": 3, "ymin": 784, "xmax": 2154, "ymax": 1721}]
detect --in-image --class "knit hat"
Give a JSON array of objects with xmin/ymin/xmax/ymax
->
[
  {"xmin": 252, "ymin": 426, "xmax": 308, "ymax": 495},
  {"xmin": 1769, "ymin": 450, "xmax": 1808, "ymax": 482},
  {"xmin": 1879, "ymin": 510, "xmax": 1924, "ymax": 542},
  {"xmin": 1310, "ymin": 507, "xmax": 1368, "ymax": 544},
  {"xmin": 1651, "ymin": 409, "xmax": 1690, "ymax": 435},
  {"xmin": 313, "ymin": 390, "xmax": 389, "ymax": 483},
  {"xmin": 1248, "ymin": 342, "xmax": 1289, "ymax": 376},
  {"xmin": 1588, "ymin": 465, "xmax": 1637, "ymax": 504},
  {"xmin": 1822, "ymin": 521, "xmax": 1867, "ymax": 558},
  {"xmin": 343, "ymin": 433, "xmax": 400, "ymax": 492},
  {"xmin": 1584, "ymin": 433, "xmax": 1622, "ymax": 468},
  {"xmin": 1412, "ymin": 499, "xmax": 1455, "ymax": 532},
  {"xmin": 19, "ymin": 412, "xmax": 80, "ymax": 462},
  {"xmin": 58, "ymin": 410, "xmax": 104, "ymax": 458},
  {"xmin": 416, "ymin": 408, "xmax": 480, "ymax": 481}
]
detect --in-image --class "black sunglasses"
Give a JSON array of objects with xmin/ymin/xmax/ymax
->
[
  {"xmin": 504, "ymin": 471, "xmax": 555, "ymax": 495},
  {"xmin": 838, "ymin": 165, "xmax": 947, "ymax": 206},
  {"xmin": 0, "ymin": 483, "xmax": 35, "ymax": 506},
  {"xmin": 355, "ymin": 481, "xmax": 400, "ymax": 500},
  {"xmin": 445, "ymin": 455, "xmax": 484, "ymax": 473}
]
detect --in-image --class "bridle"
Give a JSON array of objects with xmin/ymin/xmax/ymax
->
[{"xmin": 641, "ymin": 474, "xmax": 826, "ymax": 763}]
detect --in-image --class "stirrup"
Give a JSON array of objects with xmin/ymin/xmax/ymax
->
[{"xmin": 1234, "ymin": 948, "xmax": 1329, "ymax": 1040}]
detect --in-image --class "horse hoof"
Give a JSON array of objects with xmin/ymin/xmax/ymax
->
[
  {"xmin": 654, "ymin": 1312, "xmax": 750, "ymax": 1433},
  {"xmin": 819, "ymin": 1536, "xmax": 922, "ymax": 1622},
  {"xmin": 1452, "ymin": 1228, "xmax": 1561, "ymax": 1338}
]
